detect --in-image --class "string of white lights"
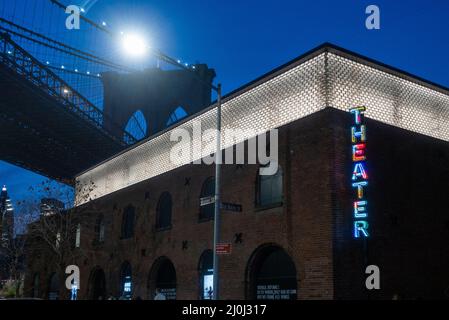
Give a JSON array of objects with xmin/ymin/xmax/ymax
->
[{"xmin": 62, "ymin": 1, "xmax": 198, "ymax": 70}]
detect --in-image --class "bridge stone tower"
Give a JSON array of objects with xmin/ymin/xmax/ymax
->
[{"xmin": 102, "ymin": 64, "xmax": 216, "ymax": 140}]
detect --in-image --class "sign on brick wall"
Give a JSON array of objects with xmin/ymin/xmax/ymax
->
[
  {"xmin": 350, "ymin": 106, "xmax": 369, "ymax": 238},
  {"xmin": 216, "ymin": 243, "xmax": 232, "ymax": 255}
]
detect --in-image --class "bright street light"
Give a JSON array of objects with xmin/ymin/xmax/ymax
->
[
  {"xmin": 117, "ymin": 30, "xmax": 223, "ymax": 298},
  {"xmin": 121, "ymin": 33, "xmax": 149, "ymax": 57}
]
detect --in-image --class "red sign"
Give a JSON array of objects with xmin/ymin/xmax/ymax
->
[{"xmin": 216, "ymin": 243, "xmax": 232, "ymax": 255}]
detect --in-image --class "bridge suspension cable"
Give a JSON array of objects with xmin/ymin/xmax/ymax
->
[{"xmin": 0, "ymin": 17, "xmax": 135, "ymax": 73}]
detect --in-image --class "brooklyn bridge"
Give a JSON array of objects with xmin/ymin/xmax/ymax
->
[{"xmin": 0, "ymin": 0, "xmax": 215, "ymax": 184}]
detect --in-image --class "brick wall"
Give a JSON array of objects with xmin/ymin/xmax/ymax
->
[
  {"xmin": 330, "ymin": 108, "xmax": 449, "ymax": 300},
  {"xmin": 25, "ymin": 107, "xmax": 449, "ymax": 300}
]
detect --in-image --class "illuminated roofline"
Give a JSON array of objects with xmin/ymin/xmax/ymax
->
[
  {"xmin": 221, "ymin": 43, "xmax": 449, "ymax": 102},
  {"xmin": 76, "ymin": 43, "xmax": 449, "ymax": 206},
  {"xmin": 77, "ymin": 43, "xmax": 449, "ymax": 177}
]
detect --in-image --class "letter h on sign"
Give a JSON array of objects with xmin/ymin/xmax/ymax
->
[{"xmin": 350, "ymin": 106, "xmax": 369, "ymax": 238}]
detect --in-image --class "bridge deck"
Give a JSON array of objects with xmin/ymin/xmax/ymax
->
[{"xmin": 0, "ymin": 33, "xmax": 132, "ymax": 184}]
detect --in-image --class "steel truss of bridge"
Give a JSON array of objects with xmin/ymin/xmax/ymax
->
[{"xmin": 0, "ymin": 32, "xmax": 136, "ymax": 184}]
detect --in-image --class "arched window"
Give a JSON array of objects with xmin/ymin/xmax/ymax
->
[
  {"xmin": 199, "ymin": 177, "xmax": 215, "ymax": 221},
  {"xmin": 256, "ymin": 165, "xmax": 283, "ymax": 207},
  {"xmin": 55, "ymin": 232, "xmax": 61, "ymax": 249},
  {"xmin": 32, "ymin": 273, "xmax": 40, "ymax": 298},
  {"xmin": 48, "ymin": 273, "xmax": 60, "ymax": 300},
  {"xmin": 75, "ymin": 223, "xmax": 81, "ymax": 248},
  {"xmin": 148, "ymin": 257, "xmax": 177, "ymax": 300},
  {"xmin": 124, "ymin": 110, "xmax": 147, "ymax": 143},
  {"xmin": 156, "ymin": 192, "xmax": 172, "ymax": 230},
  {"xmin": 95, "ymin": 214, "xmax": 105, "ymax": 243},
  {"xmin": 198, "ymin": 250, "xmax": 214, "ymax": 299},
  {"xmin": 120, "ymin": 261, "xmax": 132, "ymax": 299},
  {"xmin": 121, "ymin": 205, "xmax": 135, "ymax": 239},
  {"xmin": 88, "ymin": 267, "xmax": 106, "ymax": 300},
  {"xmin": 166, "ymin": 106, "xmax": 188, "ymax": 126},
  {"xmin": 246, "ymin": 245, "xmax": 297, "ymax": 300}
]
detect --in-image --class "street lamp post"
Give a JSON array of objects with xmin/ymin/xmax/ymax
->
[
  {"xmin": 121, "ymin": 38, "xmax": 223, "ymax": 299},
  {"xmin": 156, "ymin": 51, "xmax": 223, "ymax": 300},
  {"xmin": 213, "ymin": 84, "xmax": 222, "ymax": 300}
]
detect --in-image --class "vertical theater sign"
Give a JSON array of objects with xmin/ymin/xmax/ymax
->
[{"xmin": 350, "ymin": 106, "xmax": 369, "ymax": 238}]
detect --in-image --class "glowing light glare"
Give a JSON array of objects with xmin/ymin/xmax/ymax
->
[
  {"xmin": 121, "ymin": 33, "xmax": 148, "ymax": 57},
  {"xmin": 352, "ymin": 143, "xmax": 366, "ymax": 161},
  {"xmin": 350, "ymin": 106, "xmax": 366, "ymax": 124},
  {"xmin": 351, "ymin": 125, "xmax": 366, "ymax": 143},
  {"xmin": 352, "ymin": 162, "xmax": 368, "ymax": 181},
  {"xmin": 354, "ymin": 200, "xmax": 368, "ymax": 218},
  {"xmin": 354, "ymin": 221, "xmax": 369, "ymax": 238},
  {"xmin": 352, "ymin": 181, "xmax": 368, "ymax": 199}
]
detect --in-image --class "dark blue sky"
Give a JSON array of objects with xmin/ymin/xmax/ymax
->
[{"xmin": 1, "ymin": 0, "xmax": 449, "ymax": 204}]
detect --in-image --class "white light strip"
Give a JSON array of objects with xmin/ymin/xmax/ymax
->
[{"xmin": 75, "ymin": 51, "xmax": 449, "ymax": 205}]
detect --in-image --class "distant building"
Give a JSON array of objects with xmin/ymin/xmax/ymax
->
[
  {"xmin": 0, "ymin": 185, "xmax": 14, "ymax": 248},
  {"xmin": 0, "ymin": 185, "xmax": 15, "ymax": 280}
]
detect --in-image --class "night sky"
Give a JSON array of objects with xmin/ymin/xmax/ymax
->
[{"xmin": 1, "ymin": 0, "xmax": 449, "ymax": 204}]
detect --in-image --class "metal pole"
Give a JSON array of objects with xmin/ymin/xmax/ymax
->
[{"xmin": 212, "ymin": 84, "xmax": 222, "ymax": 300}]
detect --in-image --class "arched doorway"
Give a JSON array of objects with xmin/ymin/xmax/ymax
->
[
  {"xmin": 120, "ymin": 261, "xmax": 132, "ymax": 299},
  {"xmin": 121, "ymin": 205, "xmax": 135, "ymax": 239},
  {"xmin": 148, "ymin": 257, "xmax": 177, "ymax": 300},
  {"xmin": 88, "ymin": 267, "xmax": 106, "ymax": 300},
  {"xmin": 47, "ymin": 273, "xmax": 60, "ymax": 300},
  {"xmin": 32, "ymin": 273, "xmax": 40, "ymax": 298},
  {"xmin": 246, "ymin": 244, "xmax": 297, "ymax": 300},
  {"xmin": 155, "ymin": 192, "xmax": 172, "ymax": 230},
  {"xmin": 198, "ymin": 250, "xmax": 214, "ymax": 299}
]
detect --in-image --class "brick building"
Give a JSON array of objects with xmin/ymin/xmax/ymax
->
[{"xmin": 25, "ymin": 44, "xmax": 449, "ymax": 300}]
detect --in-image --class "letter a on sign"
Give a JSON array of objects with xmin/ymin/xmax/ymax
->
[{"xmin": 352, "ymin": 163, "xmax": 368, "ymax": 181}]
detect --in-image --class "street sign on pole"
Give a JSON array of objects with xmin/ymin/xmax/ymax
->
[
  {"xmin": 221, "ymin": 202, "xmax": 242, "ymax": 212},
  {"xmin": 216, "ymin": 243, "xmax": 232, "ymax": 255},
  {"xmin": 200, "ymin": 196, "xmax": 215, "ymax": 206},
  {"xmin": 213, "ymin": 84, "xmax": 222, "ymax": 300}
]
